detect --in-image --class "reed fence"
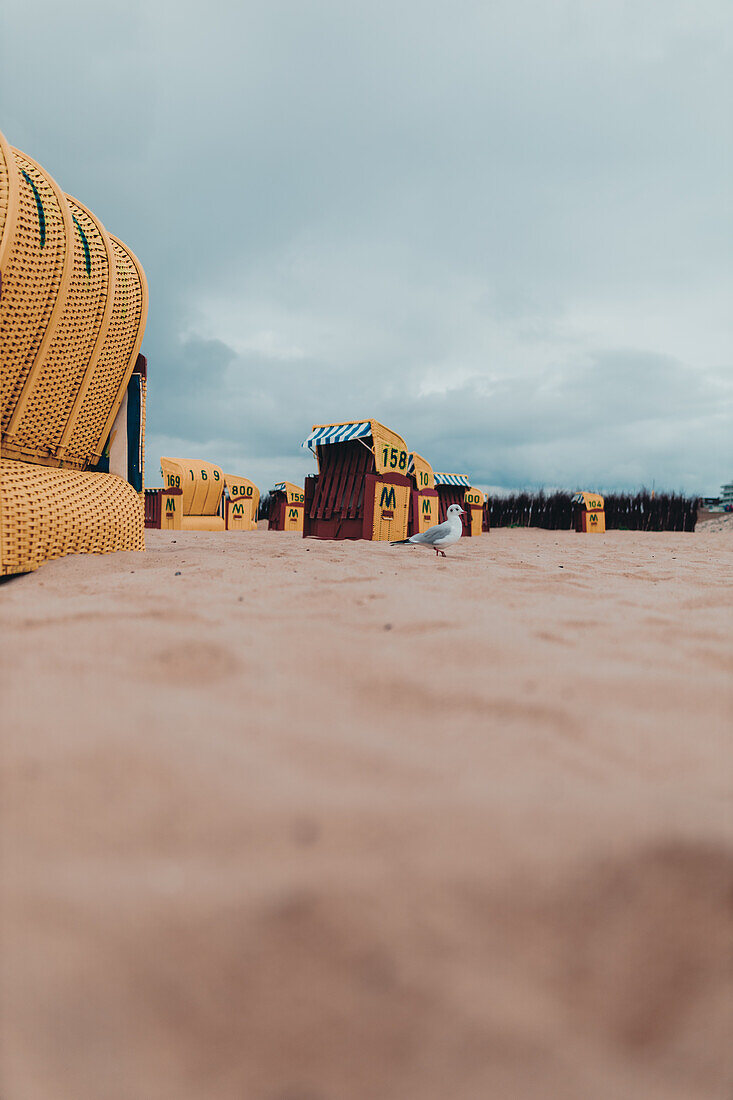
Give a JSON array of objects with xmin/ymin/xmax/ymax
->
[{"xmin": 487, "ymin": 491, "xmax": 698, "ymax": 532}]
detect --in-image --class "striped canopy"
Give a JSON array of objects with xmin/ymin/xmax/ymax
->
[
  {"xmin": 434, "ymin": 472, "xmax": 471, "ymax": 487},
  {"xmin": 273, "ymin": 482, "xmax": 286, "ymax": 492},
  {"xmin": 572, "ymin": 491, "xmax": 604, "ymax": 509},
  {"xmin": 302, "ymin": 421, "xmax": 372, "ymax": 451}
]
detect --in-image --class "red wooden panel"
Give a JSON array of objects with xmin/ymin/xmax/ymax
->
[
  {"xmin": 308, "ymin": 439, "xmax": 377, "ymax": 522},
  {"xmin": 329, "ymin": 443, "xmax": 356, "ymax": 520},
  {"xmin": 347, "ymin": 444, "xmax": 372, "ymax": 519},
  {"xmin": 268, "ymin": 493, "xmax": 287, "ymax": 530},
  {"xmin": 144, "ymin": 487, "xmax": 161, "ymax": 527},
  {"xmin": 318, "ymin": 445, "xmax": 341, "ymax": 519}
]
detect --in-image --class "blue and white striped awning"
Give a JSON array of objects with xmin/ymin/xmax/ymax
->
[
  {"xmin": 302, "ymin": 421, "xmax": 372, "ymax": 451},
  {"xmin": 273, "ymin": 483, "xmax": 286, "ymax": 493},
  {"xmin": 407, "ymin": 454, "xmax": 415, "ymax": 474},
  {"xmin": 434, "ymin": 472, "xmax": 471, "ymax": 487}
]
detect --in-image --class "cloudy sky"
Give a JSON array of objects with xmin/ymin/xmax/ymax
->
[{"xmin": 2, "ymin": 0, "xmax": 731, "ymax": 494}]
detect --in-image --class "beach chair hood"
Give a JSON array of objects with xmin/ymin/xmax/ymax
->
[{"xmin": 303, "ymin": 419, "xmax": 410, "ymax": 477}]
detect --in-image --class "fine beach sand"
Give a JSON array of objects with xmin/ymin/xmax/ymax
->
[{"xmin": 1, "ymin": 521, "xmax": 732, "ymax": 1100}]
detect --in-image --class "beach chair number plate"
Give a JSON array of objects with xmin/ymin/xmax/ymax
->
[{"xmin": 381, "ymin": 446, "xmax": 408, "ymax": 473}]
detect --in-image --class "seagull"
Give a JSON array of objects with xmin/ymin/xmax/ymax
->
[{"xmin": 391, "ymin": 504, "xmax": 465, "ymax": 557}]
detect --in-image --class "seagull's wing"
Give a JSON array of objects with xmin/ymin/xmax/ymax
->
[{"xmin": 412, "ymin": 519, "xmax": 453, "ymax": 544}]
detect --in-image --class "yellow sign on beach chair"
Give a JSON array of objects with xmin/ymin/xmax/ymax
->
[{"xmin": 408, "ymin": 453, "xmax": 439, "ymax": 535}]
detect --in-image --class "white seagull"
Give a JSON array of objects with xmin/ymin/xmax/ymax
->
[{"xmin": 391, "ymin": 503, "xmax": 465, "ymax": 557}]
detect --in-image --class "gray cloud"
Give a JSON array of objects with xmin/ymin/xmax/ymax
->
[{"xmin": 2, "ymin": 0, "xmax": 731, "ymax": 494}]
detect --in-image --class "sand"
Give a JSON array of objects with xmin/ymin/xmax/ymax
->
[{"xmin": 1, "ymin": 521, "xmax": 732, "ymax": 1099}]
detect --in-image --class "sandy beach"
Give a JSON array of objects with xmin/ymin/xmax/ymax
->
[{"xmin": 1, "ymin": 522, "xmax": 731, "ymax": 1100}]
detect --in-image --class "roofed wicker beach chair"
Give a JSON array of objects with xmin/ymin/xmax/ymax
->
[
  {"xmin": 268, "ymin": 482, "xmax": 304, "ymax": 531},
  {"xmin": 434, "ymin": 473, "xmax": 484, "ymax": 537},
  {"xmin": 407, "ymin": 452, "xmax": 439, "ymax": 537},
  {"xmin": 223, "ymin": 474, "xmax": 259, "ymax": 530},
  {"xmin": 0, "ymin": 129, "xmax": 148, "ymax": 575},
  {"xmin": 572, "ymin": 492, "xmax": 606, "ymax": 533},
  {"xmin": 301, "ymin": 419, "xmax": 411, "ymax": 541},
  {"xmin": 147, "ymin": 458, "xmax": 226, "ymax": 531}
]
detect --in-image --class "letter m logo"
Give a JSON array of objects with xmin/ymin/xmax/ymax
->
[
  {"xmin": 379, "ymin": 485, "xmax": 396, "ymax": 509},
  {"xmin": 165, "ymin": 497, "xmax": 176, "ymax": 512},
  {"xmin": 233, "ymin": 502, "xmax": 244, "ymax": 516},
  {"xmin": 421, "ymin": 498, "xmax": 431, "ymax": 515}
]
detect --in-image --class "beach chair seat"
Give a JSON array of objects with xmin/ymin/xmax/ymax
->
[
  {"xmin": 1, "ymin": 460, "xmax": 144, "ymax": 575},
  {"xmin": 0, "ymin": 129, "xmax": 148, "ymax": 575},
  {"xmin": 268, "ymin": 482, "xmax": 304, "ymax": 531},
  {"xmin": 301, "ymin": 420, "xmax": 411, "ymax": 541}
]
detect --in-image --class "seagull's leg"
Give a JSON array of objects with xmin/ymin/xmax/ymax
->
[{"xmin": 438, "ymin": 549, "xmax": 446, "ymax": 557}]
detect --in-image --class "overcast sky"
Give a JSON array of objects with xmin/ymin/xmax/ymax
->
[{"xmin": 2, "ymin": 0, "xmax": 731, "ymax": 494}]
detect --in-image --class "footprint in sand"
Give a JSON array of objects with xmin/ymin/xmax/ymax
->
[{"xmin": 148, "ymin": 640, "xmax": 240, "ymax": 684}]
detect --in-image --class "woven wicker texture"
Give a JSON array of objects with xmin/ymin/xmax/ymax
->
[
  {"xmin": 8, "ymin": 193, "xmax": 111, "ymax": 463},
  {"xmin": 0, "ymin": 133, "xmax": 9, "ymax": 254},
  {"xmin": 371, "ymin": 480, "xmax": 411, "ymax": 542},
  {"xmin": 0, "ymin": 144, "xmax": 70, "ymax": 431},
  {"xmin": 0, "ymin": 129, "xmax": 148, "ymax": 472},
  {"xmin": 63, "ymin": 235, "xmax": 147, "ymax": 466},
  {"xmin": 0, "ymin": 459, "xmax": 144, "ymax": 575}
]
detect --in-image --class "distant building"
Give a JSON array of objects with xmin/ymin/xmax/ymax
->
[{"xmin": 722, "ymin": 483, "xmax": 733, "ymax": 507}]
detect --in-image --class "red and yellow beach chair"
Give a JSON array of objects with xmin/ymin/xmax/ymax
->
[
  {"xmin": 301, "ymin": 419, "xmax": 411, "ymax": 541},
  {"xmin": 572, "ymin": 492, "xmax": 606, "ymax": 533},
  {"xmin": 407, "ymin": 453, "xmax": 439, "ymax": 536},
  {"xmin": 434, "ymin": 473, "xmax": 484, "ymax": 537},
  {"xmin": 268, "ymin": 482, "xmax": 304, "ymax": 531}
]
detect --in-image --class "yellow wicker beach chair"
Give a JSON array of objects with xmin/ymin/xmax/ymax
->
[
  {"xmin": 223, "ymin": 474, "xmax": 259, "ymax": 530},
  {"xmin": 0, "ymin": 130, "xmax": 148, "ymax": 575},
  {"xmin": 155, "ymin": 458, "xmax": 226, "ymax": 531}
]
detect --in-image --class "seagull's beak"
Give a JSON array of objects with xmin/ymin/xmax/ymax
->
[{"xmin": 459, "ymin": 508, "xmax": 466, "ymax": 514}]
